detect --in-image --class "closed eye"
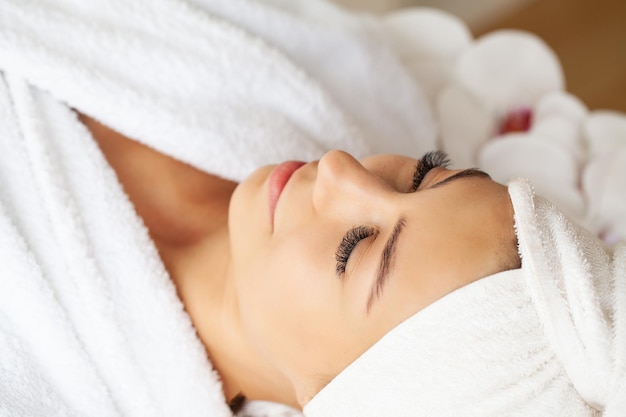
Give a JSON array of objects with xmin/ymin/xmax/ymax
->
[
  {"xmin": 411, "ymin": 150, "xmax": 451, "ymax": 191},
  {"xmin": 335, "ymin": 225, "xmax": 377, "ymax": 277}
]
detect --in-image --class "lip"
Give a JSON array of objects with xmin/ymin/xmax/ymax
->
[{"xmin": 269, "ymin": 160, "xmax": 306, "ymax": 227}]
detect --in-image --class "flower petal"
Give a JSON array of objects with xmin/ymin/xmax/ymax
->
[
  {"xmin": 532, "ymin": 117, "xmax": 586, "ymax": 162},
  {"xmin": 532, "ymin": 91, "xmax": 588, "ymax": 161},
  {"xmin": 382, "ymin": 8, "xmax": 472, "ymax": 60},
  {"xmin": 455, "ymin": 30, "xmax": 564, "ymax": 111},
  {"xmin": 583, "ymin": 110, "xmax": 626, "ymax": 158},
  {"xmin": 535, "ymin": 91, "xmax": 587, "ymax": 124},
  {"xmin": 437, "ymin": 84, "xmax": 493, "ymax": 167},
  {"xmin": 479, "ymin": 136, "xmax": 585, "ymax": 221},
  {"xmin": 582, "ymin": 154, "xmax": 612, "ymax": 232},
  {"xmin": 382, "ymin": 8, "xmax": 472, "ymax": 101},
  {"xmin": 400, "ymin": 58, "xmax": 455, "ymax": 102},
  {"xmin": 583, "ymin": 149, "xmax": 626, "ymax": 240}
]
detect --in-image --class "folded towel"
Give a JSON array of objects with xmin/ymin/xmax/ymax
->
[
  {"xmin": 511, "ymin": 180, "xmax": 626, "ymax": 415},
  {"xmin": 0, "ymin": 0, "xmax": 434, "ymax": 415}
]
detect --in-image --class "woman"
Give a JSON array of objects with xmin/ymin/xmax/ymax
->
[
  {"xmin": 1, "ymin": 0, "xmax": 623, "ymax": 415},
  {"xmin": 81, "ymin": 115, "xmax": 520, "ymax": 410},
  {"xmin": 65, "ymin": 115, "xmax": 626, "ymax": 417}
]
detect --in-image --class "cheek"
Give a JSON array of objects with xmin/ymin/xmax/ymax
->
[{"xmin": 234, "ymin": 231, "xmax": 351, "ymax": 378}]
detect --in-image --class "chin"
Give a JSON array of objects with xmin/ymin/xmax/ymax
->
[
  {"xmin": 228, "ymin": 164, "xmax": 274, "ymax": 254},
  {"xmin": 230, "ymin": 164, "xmax": 272, "ymax": 210}
]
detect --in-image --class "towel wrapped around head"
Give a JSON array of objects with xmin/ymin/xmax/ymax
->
[{"xmin": 304, "ymin": 179, "xmax": 626, "ymax": 417}]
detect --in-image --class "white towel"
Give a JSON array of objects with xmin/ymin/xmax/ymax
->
[
  {"xmin": 304, "ymin": 179, "xmax": 626, "ymax": 416},
  {"xmin": 0, "ymin": 0, "xmax": 435, "ymax": 415},
  {"xmin": 0, "ymin": 75, "xmax": 234, "ymax": 417},
  {"xmin": 0, "ymin": 0, "xmax": 436, "ymax": 182},
  {"xmin": 510, "ymin": 180, "xmax": 626, "ymax": 415}
]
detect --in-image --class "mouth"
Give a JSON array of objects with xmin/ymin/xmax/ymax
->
[{"xmin": 268, "ymin": 160, "xmax": 306, "ymax": 227}]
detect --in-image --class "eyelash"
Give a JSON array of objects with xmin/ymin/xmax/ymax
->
[
  {"xmin": 334, "ymin": 150, "xmax": 451, "ymax": 277},
  {"xmin": 411, "ymin": 150, "xmax": 451, "ymax": 192},
  {"xmin": 335, "ymin": 225, "xmax": 377, "ymax": 276}
]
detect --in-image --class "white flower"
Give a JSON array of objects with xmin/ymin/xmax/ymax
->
[
  {"xmin": 478, "ymin": 91, "xmax": 589, "ymax": 224},
  {"xmin": 437, "ymin": 30, "xmax": 566, "ymax": 165},
  {"xmin": 582, "ymin": 111, "xmax": 626, "ymax": 243},
  {"xmin": 382, "ymin": 8, "xmax": 472, "ymax": 104},
  {"xmin": 435, "ymin": 29, "xmax": 588, "ymax": 224},
  {"xmin": 382, "ymin": 8, "xmax": 625, "ymax": 242}
]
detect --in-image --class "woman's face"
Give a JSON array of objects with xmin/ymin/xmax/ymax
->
[{"xmin": 228, "ymin": 150, "xmax": 517, "ymax": 404}]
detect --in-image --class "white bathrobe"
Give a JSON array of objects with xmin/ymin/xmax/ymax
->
[{"xmin": 0, "ymin": 0, "xmax": 435, "ymax": 415}]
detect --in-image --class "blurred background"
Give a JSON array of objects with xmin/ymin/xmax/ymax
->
[{"xmin": 334, "ymin": 0, "xmax": 626, "ymax": 113}]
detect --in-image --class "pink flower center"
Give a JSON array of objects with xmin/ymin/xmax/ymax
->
[
  {"xmin": 599, "ymin": 230, "xmax": 622, "ymax": 246},
  {"xmin": 499, "ymin": 107, "xmax": 533, "ymax": 135}
]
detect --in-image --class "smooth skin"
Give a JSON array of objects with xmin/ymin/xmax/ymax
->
[{"xmin": 80, "ymin": 114, "xmax": 519, "ymax": 409}]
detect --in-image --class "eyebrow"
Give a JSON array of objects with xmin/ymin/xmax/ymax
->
[
  {"xmin": 430, "ymin": 168, "xmax": 491, "ymax": 189},
  {"xmin": 366, "ymin": 218, "xmax": 406, "ymax": 313},
  {"xmin": 365, "ymin": 168, "xmax": 491, "ymax": 312}
]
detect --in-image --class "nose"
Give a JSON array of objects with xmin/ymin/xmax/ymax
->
[{"xmin": 313, "ymin": 150, "xmax": 395, "ymax": 221}]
